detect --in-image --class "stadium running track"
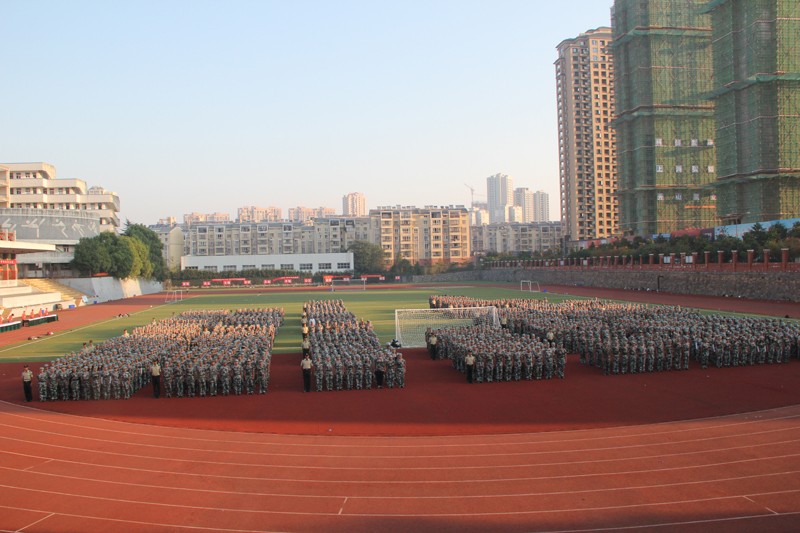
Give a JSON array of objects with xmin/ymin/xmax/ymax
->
[{"xmin": 0, "ymin": 285, "xmax": 799, "ymax": 532}]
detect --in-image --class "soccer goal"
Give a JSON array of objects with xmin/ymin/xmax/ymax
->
[
  {"xmin": 520, "ymin": 280, "xmax": 541, "ymax": 292},
  {"xmin": 394, "ymin": 306, "xmax": 500, "ymax": 348},
  {"xmin": 165, "ymin": 290, "xmax": 185, "ymax": 303},
  {"xmin": 330, "ymin": 278, "xmax": 367, "ymax": 291}
]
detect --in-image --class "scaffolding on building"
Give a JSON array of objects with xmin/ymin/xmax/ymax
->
[
  {"xmin": 705, "ymin": 0, "xmax": 800, "ymax": 223},
  {"xmin": 613, "ymin": 0, "xmax": 718, "ymax": 235}
]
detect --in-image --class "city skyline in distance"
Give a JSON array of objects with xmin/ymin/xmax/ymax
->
[{"xmin": 2, "ymin": 1, "xmax": 616, "ymax": 225}]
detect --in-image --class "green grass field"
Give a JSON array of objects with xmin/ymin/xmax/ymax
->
[{"xmin": 0, "ymin": 286, "xmax": 567, "ymax": 363}]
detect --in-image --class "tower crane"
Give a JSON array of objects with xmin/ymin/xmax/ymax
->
[{"xmin": 465, "ymin": 183, "xmax": 476, "ymax": 208}]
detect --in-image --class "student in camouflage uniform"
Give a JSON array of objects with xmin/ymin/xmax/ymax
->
[
  {"xmin": 395, "ymin": 353, "xmax": 406, "ymax": 388},
  {"xmin": 209, "ymin": 364, "xmax": 219, "ymax": 396},
  {"xmin": 38, "ymin": 367, "xmax": 48, "ymax": 402}
]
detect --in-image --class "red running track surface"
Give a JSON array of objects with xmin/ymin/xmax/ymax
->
[{"xmin": 0, "ymin": 286, "xmax": 799, "ymax": 531}]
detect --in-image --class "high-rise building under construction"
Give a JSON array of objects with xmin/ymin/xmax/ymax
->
[
  {"xmin": 612, "ymin": 0, "xmax": 719, "ymax": 236},
  {"xmin": 704, "ymin": 0, "xmax": 800, "ymax": 224}
]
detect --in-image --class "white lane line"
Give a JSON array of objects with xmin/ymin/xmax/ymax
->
[
  {"xmin": 1, "ymin": 419, "xmax": 799, "ymax": 461},
  {"xmin": 0, "ymin": 504, "xmax": 285, "ymax": 533},
  {"xmin": 21, "ymin": 458, "xmax": 53, "ymax": 472},
  {"xmin": 1, "ymin": 463, "xmax": 799, "ymax": 501},
  {"xmin": 15, "ymin": 512, "xmax": 54, "ymax": 532},
  {"xmin": 2, "ymin": 400, "xmax": 798, "ymax": 448},
  {"xmin": 1, "ymin": 484, "xmax": 799, "ymax": 518},
  {"xmin": 338, "ymin": 497, "xmax": 348, "ymax": 515},
  {"xmin": 0, "ymin": 435, "xmax": 800, "ymax": 474}
]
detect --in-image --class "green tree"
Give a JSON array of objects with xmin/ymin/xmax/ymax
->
[
  {"xmin": 71, "ymin": 235, "xmax": 113, "ymax": 276},
  {"xmin": 123, "ymin": 221, "xmax": 166, "ymax": 280},
  {"xmin": 121, "ymin": 235, "xmax": 152, "ymax": 278},
  {"xmin": 107, "ymin": 233, "xmax": 135, "ymax": 279},
  {"xmin": 743, "ymin": 222, "xmax": 768, "ymax": 248},
  {"xmin": 347, "ymin": 240, "xmax": 385, "ymax": 274},
  {"xmin": 389, "ymin": 254, "xmax": 414, "ymax": 276}
]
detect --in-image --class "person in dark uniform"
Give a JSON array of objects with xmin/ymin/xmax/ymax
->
[
  {"xmin": 22, "ymin": 364, "xmax": 33, "ymax": 402},
  {"xmin": 300, "ymin": 354, "xmax": 313, "ymax": 392}
]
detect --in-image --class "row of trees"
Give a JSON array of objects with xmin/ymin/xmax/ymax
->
[
  {"xmin": 569, "ymin": 222, "xmax": 800, "ymax": 262},
  {"xmin": 71, "ymin": 223, "xmax": 167, "ymax": 280},
  {"xmin": 482, "ymin": 222, "xmax": 800, "ymax": 265}
]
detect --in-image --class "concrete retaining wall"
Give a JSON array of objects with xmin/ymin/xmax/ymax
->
[
  {"xmin": 412, "ymin": 269, "xmax": 800, "ymax": 302},
  {"xmin": 60, "ymin": 278, "xmax": 163, "ymax": 303}
]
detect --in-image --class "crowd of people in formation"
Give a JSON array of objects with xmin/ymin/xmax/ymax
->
[
  {"xmin": 302, "ymin": 299, "xmax": 405, "ymax": 391},
  {"xmin": 428, "ymin": 325, "xmax": 565, "ymax": 382},
  {"xmin": 36, "ymin": 308, "xmax": 284, "ymax": 401},
  {"xmin": 429, "ymin": 295, "xmax": 800, "ymax": 375}
]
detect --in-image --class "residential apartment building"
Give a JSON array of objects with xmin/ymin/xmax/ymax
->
[
  {"xmin": 180, "ymin": 222, "xmax": 316, "ymax": 257},
  {"xmin": 154, "ymin": 207, "xmax": 468, "ymax": 271},
  {"xmin": 556, "ymin": 27, "xmax": 618, "ymax": 243},
  {"xmin": 237, "ymin": 205, "xmax": 282, "ymax": 223},
  {"xmin": 469, "ymin": 204, "xmax": 490, "ymax": 226},
  {"xmin": 533, "ymin": 190, "xmax": 550, "ymax": 222},
  {"xmin": 486, "ymin": 173, "xmax": 514, "ymax": 224},
  {"xmin": 612, "ymin": 1, "xmax": 718, "ymax": 236},
  {"xmin": 513, "ymin": 188, "xmax": 535, "ymax": 223},
  {"xmin": 372, "ymin": 205, "xmax": 471, "ymax": 266},
  {"xmin": 288, "ymin": 206, "xmax": 335, "ymax": 223},
  {"xmin": 183, "ymin": 212, "xmax": 231, "ymax": 225},
  {"xmin": 704, "ymin": 0, "xmax": 800, "ymax": 223},
  {"xmin": 471, "ymin": 222, "xmax": 563, "ymax": 255},
  {"xmin": 342, "ymin": 192, "xmax": 367, "ymax": 216},
  {"xmin": 150, "ymin": 222, "xmax": 185, "ymax": 271},
  {"xmin": 312, "ymin": 216, "xmax": 376, "ymax": 254}
]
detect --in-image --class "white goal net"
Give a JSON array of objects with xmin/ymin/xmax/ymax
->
[
  {"xmin": 394, "ymin": 306, "xmax": 500, "ymax": 348},
  {"xmin": 165, "ymin": 290, "xmax": 185, "ymax": 303},
  {"xmin": 520, "ymin": 280, "xmax": 541, "ymax": 292},
  {"xmin": 330, "ymin": 278, "xmax": 367, "ymax": 291}
]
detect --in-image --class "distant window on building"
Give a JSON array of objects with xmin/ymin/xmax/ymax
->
[
  {"xmin": 708, "ymin": 165, "xmax": 715, "ymax": 173},
  {"xmin": 674, "ymin": 139, "xmax": 682, "ymax": 147},
  {"xmin": 223, "ymin": 265, "xmax": 236, "ymax": 271},
  {"xmin": 203, "ymin": 266, "xmax": 218, "ymax": 272},
  {"xmin": 675, "ymin": 193, "xmax": 682, "ymax": 201},
  {"xmin": 655, "ymin": 138, "xmax": 663, "ymax": 146},
  {"xmin": 280, "ymin": 264, "xmax": 293, "ymax": 270},
  {"xmin": 676, "ymin": 165, "xmax": 683, "ymax": 173},
  {"xmin": 299, "ymin": 263, "xmax": 313, "ymax": 271},
  {"xmin": 656, "ymin": 165, "xmax": 664, "ymax": 173},
  {"xmin": 707, "ymin": 139, "xmax": 714, "ymax": 146},
  {"xmin": 690, "ymin": 139, "xmax": 699, "ymax": 147},
  {"xmin": 693, "ymin": 193, "xmax": 700, "ymax": 201},
  {"xmin": 262, "ymin": 264, "xmax": 275, "ymax": 270},
  {"xmin": 691, "ymin": 165, "xmax": 699, "ymax": 173},
  {"xmin": 318, "ymin": 263, "xmax": 332, "ymax": 269},
  {"xmin": 657, "ymin": 193, "xmax": 664, "ymax": 201},
  {"xmin": 337, "ymin": 262, "xmax": 351, "ymax": 269}
]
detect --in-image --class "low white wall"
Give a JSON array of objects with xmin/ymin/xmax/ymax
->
[
  {"xmin": 0, "ymin": 292, "xmax": 62, "ymax": 309},
  {"xmin": 60, "ymin": 278, "xmax": 163, "ymax": 303}
]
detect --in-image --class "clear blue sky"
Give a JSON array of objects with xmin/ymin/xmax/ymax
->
[{"xmin": 2, "ymin": 0, "xmax": 614, "ymax": 225}]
